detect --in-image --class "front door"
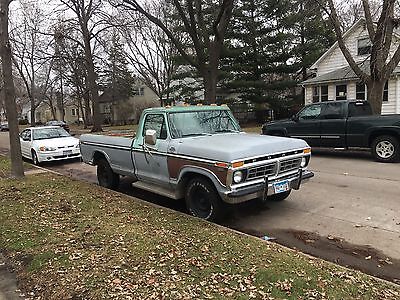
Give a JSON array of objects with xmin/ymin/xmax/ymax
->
[
  {"xmin": 287, "ymin": 103, "xmax": 322, "ymax": 147},
  {"xmin": 132, "ymin": 113, "xmax": 170, "ymax": 188}
]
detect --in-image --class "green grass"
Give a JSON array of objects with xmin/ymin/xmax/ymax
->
[{"xmin": 0, "ymin": 156, "xmax": 399, "ymax": 299}]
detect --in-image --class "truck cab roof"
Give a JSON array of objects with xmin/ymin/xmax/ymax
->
[{"xmin": 143, "ymin": 105, "xmax": 231, "ymax": 114}]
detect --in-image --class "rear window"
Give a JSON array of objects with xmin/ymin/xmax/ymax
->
[{"xmin": 348, "ymin": 102, "xmax": 372, "ymax": 117}]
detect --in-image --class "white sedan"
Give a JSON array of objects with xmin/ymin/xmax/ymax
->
[{"xmin": 19, "ymin": 126, "xmax": 81, "ymax": 165}]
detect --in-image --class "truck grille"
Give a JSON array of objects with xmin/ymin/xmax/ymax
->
[
  {"xmin": 279, "ymin": 158, "xmax": 302, "ymax": 174},
  {"xmin": 247, "ymin": 163, "xmax": 276, "ymax": 180},
  {"xmin": 246, "ymin": 157, "xmax": 302, "ymax": 181}
]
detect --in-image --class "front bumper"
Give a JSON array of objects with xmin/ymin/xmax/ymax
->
[
  {"xmin": 221, "ymin": 170, "xmax": 314, "ymax": 204},
  {"xmin": 37, "ymin": 149, "xmax": 81, "ymax": 163}
]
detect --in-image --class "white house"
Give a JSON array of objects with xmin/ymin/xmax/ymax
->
[{"xmin": 302, "ymin": 18, "xmax": 400, "ymax": 115}]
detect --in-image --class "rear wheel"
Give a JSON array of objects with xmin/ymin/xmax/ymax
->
[
  {"xmin": 268, "ymin": 190, "xmax": 291, "ymax": 202},
  {"xmin": 97, "ymin": 158, "xmax": 120, "ymax": 189},
  {"xmin": 371, "ymin": 135, "xmax": 399, "ymax": 163},
  {"xmin": 185, "ymin": 177, "xmax": 225, "ymax": 222}
]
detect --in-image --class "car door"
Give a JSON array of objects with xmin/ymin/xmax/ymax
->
[
  {"xmin": 319, "ymin": 102, "xmax": 347, "ymax": 148},
  {"xmin": 19, "ymin": 129, "xmax": 32, "ymax": 158},
  {"xmin": 287, "ymin": 103, "xmax": 322, "ymax": 147},
  {"xmin": 132, "ymin": 113, "xmax": 171, "ymax": 188}
]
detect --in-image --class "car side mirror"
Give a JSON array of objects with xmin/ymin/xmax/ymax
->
[
  {"xmin": 145, "ymin": 129, "xmax": 157, "ymax": 146},
  {"xmin": 291, "ymin": 115, "xmax": 299, "ymax": 122}
]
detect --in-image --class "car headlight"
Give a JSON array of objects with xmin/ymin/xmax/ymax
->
[
  {"xmin": 301, "ymin": 156, "xmax": 309, "ymax": 167},
  {"xmin": 39, "ymin": 146, "xmax": 57, "ymax": 152},
  {"xmin": 233, "ymin": 170, "xmax": 244, "ymax": 184}
]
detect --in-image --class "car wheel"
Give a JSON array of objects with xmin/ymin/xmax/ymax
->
[
  {"xmin": 31, "ymin": 150, "xmax": 40, "ymax": 166},
  {"xmin": 185, "ymin": 177, "xmax": 225, "ymax": 222},
  {"xmin": 96, "ymin": 158, "xmax": 120, "ymax": 189},
  {"xmin": 267, "ymin": 190, "xmax": 291, "ymax": 202},
  {"xmin": 371, "ymin": 135, "xmax": 399, "ymax": 163}
]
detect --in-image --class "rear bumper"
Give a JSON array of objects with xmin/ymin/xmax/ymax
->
[{"xmin": 221, "ymin": 170, "xmax": 314, "ymax": 204}]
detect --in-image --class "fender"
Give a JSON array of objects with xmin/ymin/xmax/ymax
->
[
  {"xmin": 365, "ymin": 126, "xmax": 400, "ymax": 145},
  {"xmin": 91, "ymin": 150, "xmax": 112, "ymax": 166}
]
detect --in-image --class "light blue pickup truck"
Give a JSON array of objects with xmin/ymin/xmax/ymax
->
[{"xmin": 80, "ymin": 105, "xmax": 314, "ymax": 221}]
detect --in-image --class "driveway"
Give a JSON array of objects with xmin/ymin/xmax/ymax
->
[{"xmin": 0, "ymin": 132, "xmax": 399, "ymax": 283}]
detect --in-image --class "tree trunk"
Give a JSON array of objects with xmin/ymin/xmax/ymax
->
[
  {"xmin": 203, "ymin": 66, "xmax": 217, "ymax": 104},
  {"xmin": 366, "ymin": 80, "xmax": 385, "ymax": 115},
  {"xmin": 30, "ymin": 97, "xmax": 35, "ymax": 125},
  {"xmin": 0, "ymin": 0, "xmax": 24, "ymax": 178}
]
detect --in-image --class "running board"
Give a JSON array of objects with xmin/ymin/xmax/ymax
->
[{"xmin": 131, "ymin": 181, "xmax": 178, "ymax": 199}]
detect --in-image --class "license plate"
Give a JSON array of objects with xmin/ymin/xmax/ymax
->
[
  {"xmin": 273, "ymin": 180, "xmax": 289, "ymax": 194},
  {"xmin": 63, "ymin": 150, "xmax": 72, "ymax": 155}
]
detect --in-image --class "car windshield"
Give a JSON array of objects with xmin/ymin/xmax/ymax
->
[
  {"xmin": 168, "ymin": 110, "xmax": 240, "ymax": 138},
  {"xmin": 33, "ymin": 127, "xmax": 70, "ymax": 140}
]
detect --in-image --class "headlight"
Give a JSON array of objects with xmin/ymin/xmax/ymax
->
[
  {"xmin": 39, "ymin": 146, "xmax": 57, "ymax": 152},
  {"xmin": 301, "ymin": 156, "xmax": 309, "ymax": 167},
  {"xmin": 233, "ymin": 170, "xmax": 244, "ymax": 184}
]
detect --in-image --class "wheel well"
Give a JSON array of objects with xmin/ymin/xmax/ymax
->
[
  {"xmin": 368, "ymin": 131, "xmax": 400, "ymax": 146},
  {"xmin": 177, "ymin": 172, "xmax": 216, "ymax": 199},
  {"xmin": 92, "ymin": 151, "xmax": 107, "ymax": 165}
]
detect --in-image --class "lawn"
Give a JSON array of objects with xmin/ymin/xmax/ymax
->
[{"xmin": 0, "ymin": 157, "xmax": 398, "ymax": 299}]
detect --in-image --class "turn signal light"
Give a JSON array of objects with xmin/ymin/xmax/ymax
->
[
  {"xmin": 232, "ymin": 161, "xmax": 244, "ymax": 168},
  {"xmin": 303, "ymin": 148, "xmax": 311, "ymax": 154}
]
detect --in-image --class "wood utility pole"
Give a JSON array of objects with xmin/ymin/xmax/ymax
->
[{"xmin": 0, "ymin": 0, "xmax": 24, "ymax": 178}]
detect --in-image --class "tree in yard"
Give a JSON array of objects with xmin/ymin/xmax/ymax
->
[
  {"xmin": 121, "ymin": 2, "xmax": 179, "ymax": 106},
  {"xmin": 59, "ymin": 0, "xmax": 109, "ymax": 132},
  {"xmin": 323, "ymin": 0, "xmax": 400, "ymax": 114},
  {"xmin": 115, "ymin": 0, "xmax": 235, "ymax": 104},
  {"xmin": 0, "ymin": 0, "xmax": 24, "ymax": 178}
]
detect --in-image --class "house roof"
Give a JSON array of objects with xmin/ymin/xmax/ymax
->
[{"xmin": 302, "ymin": 61, "xmax": 400, "ymax": 85}]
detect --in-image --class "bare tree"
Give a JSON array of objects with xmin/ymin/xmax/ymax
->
[
  {"xmin": 116, "ymin": 0, "xmax": 235, "ymax": 104},
  {"xmin": 0, "ymin": 0, "xmax": 24, "ymax": 178},
  {"xmin": 59, "ymin": 0, "xmax": 111, "ymax": 132},
  {"xmin": 122, "ymin": 5, "xmax": 178, "ymax": 106},
  {"xmin": 323, "ymin": 0, "xmax": 400, "ymax": 114}
]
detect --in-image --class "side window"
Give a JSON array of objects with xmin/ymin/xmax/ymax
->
[
  {"xmin": 21, "ymin": 130, "xmax": 31, "ymax": 141},
  {"xmin": 143, "ymin": 114, "xmax": 167, "ymax": 140},
  {"xmin": 298, "ymin": 105, "xmax": 321, "ymax": 120},
  {"xmin": 321, "ymin": 102, "xmax": 345, "ymax": 119}
]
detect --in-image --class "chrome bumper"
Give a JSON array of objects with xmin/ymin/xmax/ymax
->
[{"xmin": 221, "ymin": 170, "xmax": 314, "ymax": 204}]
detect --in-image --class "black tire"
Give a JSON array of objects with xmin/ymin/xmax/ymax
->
[
  {"xmin": 31, "ymin": 150, "xmax": 40, "ymax": 166},
  {"xmin": 97, "ymin": 158, "xmax": 120, "ymax": 189},
  {"xmin": 371, "ymin": 135, "xmax": 399, "ymax": 163},
  {"xmin": 267, "ymin": 190, "xmax": 291, "ymax": 202},
  {"xmin": 185, "ymin": 177, "xmax": 225, "ymax": 222}
]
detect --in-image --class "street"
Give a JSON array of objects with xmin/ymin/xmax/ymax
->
[{"xmin": 0, "ymin": 132, "xmax": 399, "ymax": 283}]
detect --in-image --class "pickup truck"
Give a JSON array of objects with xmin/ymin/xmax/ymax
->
[
  {"xmin": 262, "ymin": 100, "xmax": 400, "ymax": 162},
  {"xmin": 80, "ymin": 105, "xmax": 314, "ymax": 221}
]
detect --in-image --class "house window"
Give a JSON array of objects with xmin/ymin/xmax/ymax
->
[
  {"xmin": 356, "ymin": 83, "xmax": 366, "ymax": 100},
  {"xmin": 133, "ymin": 87, "xmax": 145, "ymax": 96},
  {"xmin": 321, "ymin": 85, "xmax": 328, "ymax": 101},
  {"xmin": 383, "ymin": 81, "xmax": 388, "ymax": 102},
  {"xmin": 336, "ymin": 84, "xmax": 347, "ymax": 100},
  {"xmin": 358, "ymin": 38, "xmax": 371, "ymax": 56},
  {"xmin": 312, "ymin": 86, "xmax": 320, "ymax": 103},
  {"xmin": 71, "ymin": 108, "xmax": 77, "ymax": 116}
]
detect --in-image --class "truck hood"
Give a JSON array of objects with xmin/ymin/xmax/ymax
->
[{"xmin": 173, "ymin": 133, "xmax": 308, "ymax": 162}]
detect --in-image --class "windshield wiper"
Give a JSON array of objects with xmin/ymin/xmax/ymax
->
[
  {"xmin": 181, "ymin": 133, "xmax": 212, "ymax": 137},
  {"xmin": 214, "ymin": 129, "xmax": 239, "ymax": 133}
]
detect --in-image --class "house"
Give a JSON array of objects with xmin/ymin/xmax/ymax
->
[
  {"xmin": 99, "ymin": 81, "xmax": 159, "ymax": 125},
  {"xmin": 302, "ymin": 18, "xmax": 400, "ymax": 115}
]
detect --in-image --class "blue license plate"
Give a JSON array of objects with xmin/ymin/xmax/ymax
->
[{"xmin": 273, "ymin": 180, "xmax": 289, "ymax": 194}]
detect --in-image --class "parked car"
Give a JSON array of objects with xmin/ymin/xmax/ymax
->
[
  {"xmin": 19, "ymin": 126, "xmax": 81, "ymax": 165},
  {"xmin": 0, "ymin": 122, "xmax": 9, "ymax": 131},
  {"xmin": 80, "ymin": 105, "xmax": 314, "ymax": 221},
  {"xmin": 46, "ymin": 120, "xmax": 70, "ymax": 132},
  {"xmin": 262, "ymin": 100, "xmax": 400, "ymax": 162}
]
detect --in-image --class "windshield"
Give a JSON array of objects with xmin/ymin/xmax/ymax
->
[
  {"xmin": 33, "ymin": 127, "xmax": 70, "ymax": 140},
  {"xmin": 168, "ymin": 110, "xmax": 240, "ymax": 138}
]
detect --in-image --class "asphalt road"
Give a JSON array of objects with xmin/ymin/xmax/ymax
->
[{"xmin": 0, "ymin": 132, "xmax": 399, "ymax": 284}]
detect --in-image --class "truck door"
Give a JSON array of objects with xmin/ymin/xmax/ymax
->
[
  {"xmin": 288, "ymin": 103, "xmax": 322, "ymax": 147},
  {"xmin": 319, "ymin": 102, "xmax": 347, "ymax": 148},
  {"xmin": 132, "ymin": 113, "xmax": 170, "ymax": 188}
]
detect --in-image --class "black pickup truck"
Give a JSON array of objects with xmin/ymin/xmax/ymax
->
[{"xmin": 262, "ymin": 100, "xmax": 400, "ymax": 162}]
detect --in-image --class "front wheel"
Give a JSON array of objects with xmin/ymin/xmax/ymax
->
[
  {"xmin": 267, "ymin": 190, "xmax": 291, "ymax": 202},
  {"xmin": 185, "ymin": 177, "xmax": 224, "ymax": 222},
  {"xmin": 31, "ymin": 150, "xmax": 40, "ymax": 166},
  {"xmin": 97, "ymin": 158, "xmax": 120, "ymax": 189},
  {"xmin": 371, "ymin": 135, "xmax": 399, "ymax": 163}
]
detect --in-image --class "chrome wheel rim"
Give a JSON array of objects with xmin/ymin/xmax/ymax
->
[{"xmin": 376, "ymin": 141, "xmax": 395, "ymax": 158}]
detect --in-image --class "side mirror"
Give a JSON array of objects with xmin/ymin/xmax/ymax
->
[
  {"xmin": 145, "ymin": 129, "xmax": 157, "ymax": 146},
  {"xmin": 291, "ymin": 115, "xmax": 299, "ymax": 122}
]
